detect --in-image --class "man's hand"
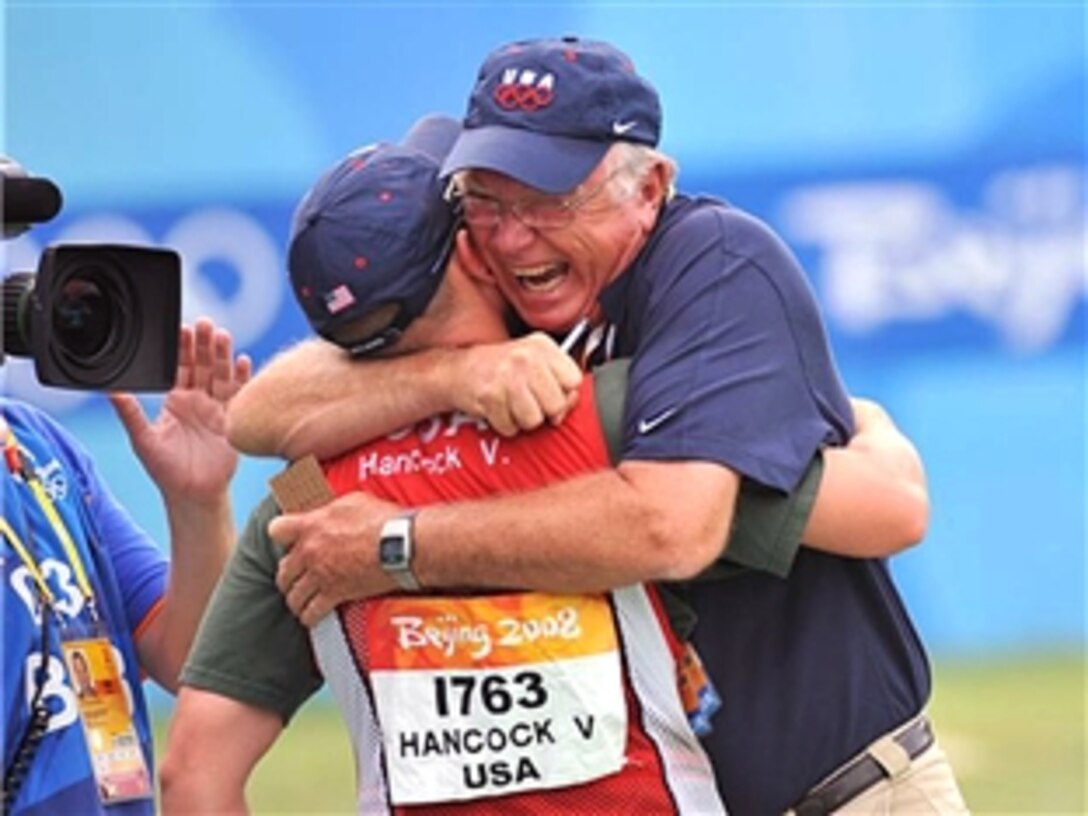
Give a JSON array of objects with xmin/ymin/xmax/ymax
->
[
  {"xmin": 110, "ymin": 318, "xmax": 252, "ymax": 505},
  {"xmin": 448, "ymin": 332, "xmax": 582, "ymax": 436},
  {"xmin": 270, "ymin": 492, "xmax": 402, "ymax": 627}
]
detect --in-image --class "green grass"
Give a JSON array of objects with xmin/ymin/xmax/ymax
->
[
  {"xmin": 242, "ymin": 701, "xmax": 357, "ymax": 814},
  {"xmin": 155, "ymin": 651, "xmax": 1085, "ymax": 814},
  {"xmin": 928, "ymin": 651, "xmax": 1086, "ymax": 814}
]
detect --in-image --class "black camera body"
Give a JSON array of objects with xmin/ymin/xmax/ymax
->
[
  {"xmin": 2, "ymin": 160, "xmax": 182, "ymax": 392},
  {"xmin": 3, "ymin": 246, "xmax": 181, "ymax": 391}
]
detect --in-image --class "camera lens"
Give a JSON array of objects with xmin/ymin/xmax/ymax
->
[
  {"xmin": 53, "ymin": 274, "xmax": 117, "ymax": 360},
  {"xmin": 48, "ymin": 261, "xmax": 139, "ymax": 386},
  {"xmin": 2, "ymin": 272, "xmax": 36, "ymax": 357}
]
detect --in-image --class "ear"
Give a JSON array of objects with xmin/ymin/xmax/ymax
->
[
  {"xmin": 453, "ymin": 230, "xmax": 495, "ymax": 284},
  {"xmin": 635, "ymin": 162, "xmax": 669, "ymax": 232}
]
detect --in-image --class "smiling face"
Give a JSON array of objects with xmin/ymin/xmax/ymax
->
[{"xmin": 458, "ymin": 147, "xmax": 667, "ymax": 333}]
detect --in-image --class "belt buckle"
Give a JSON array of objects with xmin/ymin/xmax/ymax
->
[{"xmin": 789, "ymin": 717, "xmax": 933, "ymax": 816}]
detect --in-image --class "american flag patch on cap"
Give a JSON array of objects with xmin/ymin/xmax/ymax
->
[{"xmin": 324, "ymin": 284, "xmax": 357, "ymax": 315}]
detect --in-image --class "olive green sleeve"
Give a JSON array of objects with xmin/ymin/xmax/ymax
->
[
  {"xmin": 591, "ymin": 358, "xmax": 821, "ymax": 579},
  {"xmin": 698, "ymin": 453, "xmax": 823, "ymax": 580},
  {"xmin": 180, "ymin": 494, "xmax": 323, "ymax": 723},
  {"xmin": 593, "ymin": 359, "xmax": 631, "ymax": 466}
]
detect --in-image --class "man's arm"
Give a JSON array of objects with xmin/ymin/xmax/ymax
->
[
  {"xmin": 594, "ymin": 359, "xmax": 925, "ymax": 574},
  {"xmin": 272, "ymin": 371, "xmax": 929, "ymax": 627},
  {"xmin": 161, "ymin": 495, "xmax": 321, "ymax": 813},
  {"xmin": 180, "ymin": 494, "xmax": 324, "ymax": 717},
  {"xmin": 272, "ymin": 459, "xmax": 738, "ymax": 627},
  {"xmin": 227, "ymin": 339, "xmax": 454, "ymax": 460},
  {"xmin": 272, "ymin": 399, "xmax": 928, "ymax": 629},
  {"xmin": 718, "ymin": 398, "xmax": 928, "ymax": 571},
  {"xmin": 160, "ymin": 687, "xmax": 282, "ymax": 815},
  {"xmin": 114, "ymin": 319, "xmax": 251, "ymax": 691},
  {"xmin": 226, "ymin": 334, "xmax": 582, "ymax": 460},
  {"xmin": 808, "ymin": 398, "xmax": 928, "ymax": 557}
]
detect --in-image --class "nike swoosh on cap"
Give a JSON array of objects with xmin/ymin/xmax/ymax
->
[{"xmin": 611, "ymin": 120, "xmax": 638, "ymax": 135}]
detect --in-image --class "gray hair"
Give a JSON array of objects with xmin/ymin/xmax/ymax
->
[
  {"xmin": 605, "ymin": 142, "xmax": 678, "ymax": 203},
  {"xmin": 449, "ymin": 142, "xmax": 678, "ymax": 202}
]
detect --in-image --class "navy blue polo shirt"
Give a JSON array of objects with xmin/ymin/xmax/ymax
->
[{"xmin": 600, "ymin": 195, "xmax": 931, "ymax": 814}]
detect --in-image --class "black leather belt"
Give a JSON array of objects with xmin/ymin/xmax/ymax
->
[{"xmin": 790, "ymin": 717, "xmax": 935, "ymax": 816}]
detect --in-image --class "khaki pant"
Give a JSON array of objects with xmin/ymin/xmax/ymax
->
[
  {"xmin": 788, "ymin": 716, "xmax": 970, "ymax": 815},
  {"xmin": 836, "ymin": 738, "xmax": 968, "ymax": 814}
]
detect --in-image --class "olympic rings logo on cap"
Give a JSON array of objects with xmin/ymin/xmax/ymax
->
[{"xmin": 493, "ymin": 68, "xmax": 555, "ymax": 112}]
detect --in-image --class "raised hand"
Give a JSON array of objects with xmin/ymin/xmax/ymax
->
[{"xmin": 110, "ymin": 318, "xmax": 252, "ymax": 504}]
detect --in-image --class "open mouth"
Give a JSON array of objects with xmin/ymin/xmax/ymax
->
[{"xmin": 513, "ymin": 263, "xmax": 568, "ymax": 293}]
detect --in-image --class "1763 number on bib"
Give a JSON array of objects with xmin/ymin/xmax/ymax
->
[{"xmin": 359, "ymin": 592, "xmax": 627, "ymax": 805}]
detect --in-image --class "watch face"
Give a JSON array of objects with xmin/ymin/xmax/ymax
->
[{"xmin": 380, "ymin": 536, "xmax": 406, "ymax": 568}]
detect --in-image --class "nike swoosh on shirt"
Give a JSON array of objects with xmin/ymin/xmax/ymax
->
[
  {"xmin": 637, "ymin": 406, "xmax": 679, "ymax": 435},
  {"xmin": 611, "ymin": 120, "xmax": 638, "ymax": 135}
]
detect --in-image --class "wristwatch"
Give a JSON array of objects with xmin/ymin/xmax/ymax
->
[{"xmin": 379, "ymin": 511, "xmax": 421, "ymax": 591}]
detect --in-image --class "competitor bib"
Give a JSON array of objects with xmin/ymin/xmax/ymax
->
[{"xmin": 356, "ymin": 592, "xmax": 627, "ymax": 805}]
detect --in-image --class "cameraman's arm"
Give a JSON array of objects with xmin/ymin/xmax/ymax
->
[
  {"xmin": 226, "ymin": 334, "xmax": 582, "ymax": 461},
  {"xmin": 112, "ymin": 320, "xmax": 250, "ymax": 690}
]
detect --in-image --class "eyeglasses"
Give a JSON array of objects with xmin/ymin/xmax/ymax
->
[{"xmin": 455, "ymin": 166, "xmax": 628, "ymax": 231}]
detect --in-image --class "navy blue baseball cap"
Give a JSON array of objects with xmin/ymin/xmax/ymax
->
[
  {"xmin": 289, "ymin": 114, "xmax": 461, "ymax": 355},
  {"xmin": 441, "ymin": 36, "xmax": 662, "ymax": 194}
]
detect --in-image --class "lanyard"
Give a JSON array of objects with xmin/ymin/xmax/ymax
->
[
  {"xmin": 1, "ymin": 423, "xmax": 98, "ymax": 617},
  {"xmin": 0, "ymin": 516, "xmax": 56, "ymax": 607}
]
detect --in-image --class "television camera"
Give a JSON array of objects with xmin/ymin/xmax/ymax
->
[{"xmin": 1, "ymin": 158, "xmax": 181, "ymax": 391}]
